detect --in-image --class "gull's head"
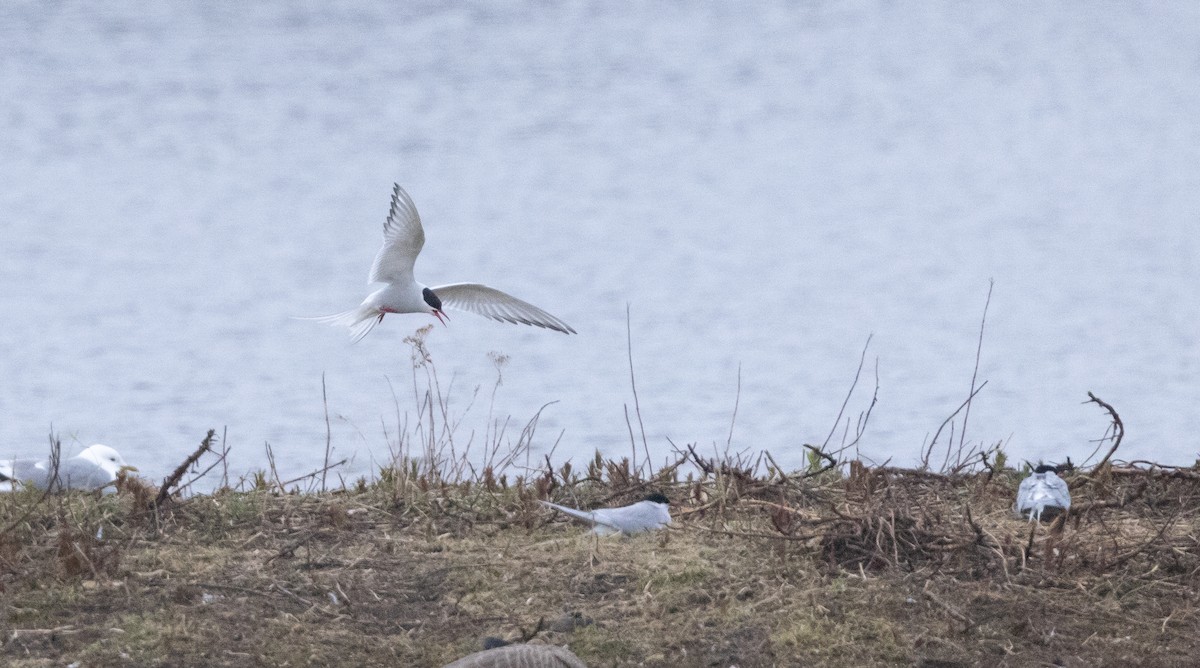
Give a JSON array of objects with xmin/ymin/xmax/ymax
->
[
  {"xmin": 78, "ymin": 444, "xmax": 137, "ymax": 476},
  {"xmin": 422, "ymin": 287, "xmax": 448, "ymax": 326}
]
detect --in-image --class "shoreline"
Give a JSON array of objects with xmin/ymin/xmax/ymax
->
[{"xmin": 3, "ymin": 448, "xmax": 1198, "ymax": 667}]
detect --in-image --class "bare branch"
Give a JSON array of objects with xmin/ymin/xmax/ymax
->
[
  {"xmin": 958, "ymin": 279, "xmax": 993, "ymax": 454},
  {"xmin": 625, "ymin": 304, "xmax": 650, "ymax": 473},
  {"xmin": 821, "ymin": 334, "xmax": 873, "ymax": 451},
  {"xmin": 1087, "ymin": 392, "xmax": 1125, "ymax": 472},
  {"xmin": 923, "ymin": 381, "xmax": 989, "ymax": 471},
  {"xmin": 157, "ymin": 430, "xmax": 216, "ymax": 508}
]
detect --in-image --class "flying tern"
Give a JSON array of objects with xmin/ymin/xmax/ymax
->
[
  {"xmin": 0, "ymin": 444, "xmax": 137, "ymax": 493},
  {"xmin": 309, "ymin": 183, "xmax": 576, "ymax": 341},
  {"xmin": 1015, "ymin": 464, "xmax": 1071, "ymax": 522},
  {"xmin": 540, "ymin": 493, "xmax": 671, "ymax": 536}
]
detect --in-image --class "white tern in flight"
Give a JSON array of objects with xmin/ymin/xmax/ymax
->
[{"xmin": 308, "ymin": 183, "xmax": 576, "ymax": 341}]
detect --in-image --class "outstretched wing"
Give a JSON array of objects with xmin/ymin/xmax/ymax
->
[
  {"xmin": 368, "ymin": 184, "xmax": 425, "ymax": 285},
  {"xmin": 430, "ymin": 283, "xmax": 576, "ymax": 334}
]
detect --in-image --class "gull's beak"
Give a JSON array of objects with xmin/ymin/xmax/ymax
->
[
  {"xmin": 433, "ymin": 309, "xmax": 449, "ymax": 326},
  {"xmin": 119, "ymin": 465, "xmax": 139, "ymax": 474}
]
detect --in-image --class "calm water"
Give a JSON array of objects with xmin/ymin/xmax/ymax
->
[{"xmin": 2, "ymin": 2, "xmax": 1198, "ymax": 485}]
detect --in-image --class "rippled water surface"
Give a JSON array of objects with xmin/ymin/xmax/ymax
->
[{"xmin": 2, "ymin": 2, "xmax": 1198, "ymax": 483}]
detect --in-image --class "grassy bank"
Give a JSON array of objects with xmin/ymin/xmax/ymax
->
[{"xmin": 2, "ymin": 438, "xmax": 1199, "ymax": 667}]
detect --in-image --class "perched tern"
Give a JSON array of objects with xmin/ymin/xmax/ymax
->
[
  {"xmin": 540, "ymin": 493, "xmax": 671, "ymax": 536},
  {"xmin": 0, "ymin": 444, "xmax": 137, "ymax": 493},
  {"xmin": 1015, "ymin": 465, "xmax": 1071, "ymax": 522},
  {"xmin": 309, "ymin": 183, "xmax": 576, "ymax": 341}
]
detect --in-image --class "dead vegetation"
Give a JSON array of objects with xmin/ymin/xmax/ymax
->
[
  {"xmin": 4, "ymin": 316, "xmax": 1198, "ymax": 666},
  {"xmin": 1, "ymin": 434, "xmax": 1199, "ymax": 667}
]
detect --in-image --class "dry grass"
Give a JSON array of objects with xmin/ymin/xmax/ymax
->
[
  {"xmin": 4, "ymin": 328, "xmax": 1198, "ymax": 666},
  {"xmin": 2, "ymin": 453, "xmax": 1199, "ymax": 667}
]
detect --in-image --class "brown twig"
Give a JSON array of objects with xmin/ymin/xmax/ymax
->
[
  {"xmin": 322, "ymin": 372, "xmax": 333, "ymax": 492},
  {"xmin": 726, "ymin": 363, "xmax": 742, "ymax": 449},
  {"xmin": 1087, "ymin": 392, "xmax": 1124, "ymax": 473},
  {"xmin": 922, "ymin": 381, "xmax": 989, "ymax": 471},
  {"xmin": 688, "ymin": 521, "xmax": 823, "ymax": 543},
  {"xmin": 518, "ymin": 616, "xmax": 545, "ymax": 643},
  {"xmin": 833, "ymin": 356, "xmax": 880, "ymax": 458},
  {"xmin": 1103, "ymin": 513, "xmax": 1179, "ymax": 573},
  {"xmin": 281, "ymin": 458, "xmax": 349, "ymax": 489},
  {"xmin": 625, "ymin": 304, "xmax": 650, "ymax": 474},
  {"xmin": 0, "ymin": 430, "xmax": 61, "ymax": 537},
  {"xmin": 796, "ymin": 444, "xmax": 840, "ymax": 479},
  {"xmin": 957, "ymin": 280, "xmax": 993, "ymax": 456},
  {"xmin": 821, "ymin": 334, "xmax": 873, "ymax": 451},
  {"xmin": 923, "ymin": 580, "xmax": 976, "ymax": 629},
  {"xmin": 1109, "ymin": 466, "xmax": 1200, "ymax": 481},
  {"xmin": 1071, "ymin": 478, "xmax": 1150, "ymax": 514},
  {"xmin": 804, "ymin": 443, "xmax": 838, "ymax": 469},
  {"xmin": 266, "ymin": 529, "xmax": 326, "ymax": 563},
  {"xmin": 876, "ymin": 466, "xmax": 959, "ymax": 481},
  {"xmin": 156, "ymin": 429, "xmax": 216, "ymax": 508}
]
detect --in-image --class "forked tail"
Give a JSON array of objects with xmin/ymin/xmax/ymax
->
[
  {"xmin": 300, "ymin": 305, "xmax": 381, "ymax": 342},
  {"xmin": 539, "ymin": 500, "xmax": 597, "ymax": 525}
]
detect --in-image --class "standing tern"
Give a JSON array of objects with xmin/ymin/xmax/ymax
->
[
  {"xmin": 0, "ymin": 444, "xmax": 137, "ymax": 493},
  {"xmin": 540, "ymin": 493, "xmax": 671, "ymax": 536},
  {"xmin": 1015, "ymin": 464, "xmax": 1071, "ymax": 522},
  {"xmin": 309, "ymin": 183, "xmax": 576, "ymax": 341}
]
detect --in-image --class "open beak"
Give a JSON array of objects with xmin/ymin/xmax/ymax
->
[{"xmin": 433, "ymin": 309, "xmax": 449, "ymax": 326}]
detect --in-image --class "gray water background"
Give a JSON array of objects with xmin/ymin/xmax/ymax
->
[{"xmin": 2, "ymin": 2, "xmax": 1198, "ymax": 485}]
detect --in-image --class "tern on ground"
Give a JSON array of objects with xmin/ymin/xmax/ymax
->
[
  {"xmin": 308, "ymin": 183, "xmax": 576, "ymax": 341},
  {"xmin": 1015, "ymin": 464, "xmax": 1071, "ymax": 522},
  {"xmin": 540, "ymin": 493, "xmax": 671, "ymax": 536},
  {"xmin": 0, "ymin": 444, "xmax": 137, "ymax": 493}
]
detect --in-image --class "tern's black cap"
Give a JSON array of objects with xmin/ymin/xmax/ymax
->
[
  {"xmin": 422, "ymin": 287, "xmax": 442, "ymax": 311},
  {"xmin": 644, "ymin": 493, "xmax": 670, "ymax": 505}
]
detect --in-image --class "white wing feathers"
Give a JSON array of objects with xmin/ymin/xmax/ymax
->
[
  {"xmin": 1016, "ymin": 472, "xmax": 1071, "ymax": 521},
  {"xmin": 432, "ymin": 283, "xmax": 577, "ymax": 334},
  {"xmin": 1, "ymin": 445, "xmax": 132, "ymax": 492},
  {"xmin": 540, "ymin": 499, "xmax": 670, "ymax": 535},
  {"xmin": 1039, "ymin": 473, "xmax": 1071, "ymax": 508},
  {"xmin": 540, "ymin": 500, "xmax": 625, "ymax": 536},
  {"xmin": 368, "ymin": 183, "xmax": 425, "ymax": 285},
  {"xmin": 306, "ymin": 183, "xmax": 576, "ymax": 338}
]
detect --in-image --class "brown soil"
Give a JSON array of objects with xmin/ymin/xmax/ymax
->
[{"xmin": 2, "ymin": 461, "xmax": 1198, "ymax": 667}]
